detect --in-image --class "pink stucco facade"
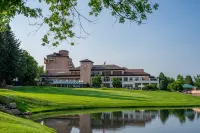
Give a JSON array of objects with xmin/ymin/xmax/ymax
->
[
  {"xmin": 45, "ymin": 50, "xmax": 74, "ymax": 74},
  {"xmin": 80, "ymin": 61, "xmax": 93, "ymax": 84}
]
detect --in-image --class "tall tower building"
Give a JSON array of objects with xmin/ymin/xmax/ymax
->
[
  {"xmin": 80, "ymin": 59, "xmax": 93, "ymax": 85},
  {"xmin": 44, "ymin": 50, "xmax": 74, "ymax": 74}
]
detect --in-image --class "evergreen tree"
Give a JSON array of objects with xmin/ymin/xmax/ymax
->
[
  {"xmin": 0, "ymin": 26, "xmax": 21, "ymax": 86},
  {"xmin": 184, "ymin": 75, "xmax": 194, "ymax": 85},
  {"xmin": 159, "ymin": 72, "xmax": 166, "ymax": 82},
  {"xmin": 160, "ymin": 80, "xmax": 168, "ymax": 90},
  {"xmin": 167, "ymin": 77, "xmax": 175, "ymax": 84},
  {"xmin": 158, "ymin": 72, "xmax": 168, "ymax": 90}
]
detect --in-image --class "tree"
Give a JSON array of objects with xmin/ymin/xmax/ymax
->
[
  {"xmin": 167, "ymin": 77, "xmax": 175, "ymax": 84},
  {"xmin": 37, "ymin": 65, "xmax": 45, "ymax": 80},
  {"xmin": 167, "ymin": 80, "xmax": 183, "ymax": 92},
  {"xmin": 0, "ymin": 26, "xmax": 21, "ymax": 86},
  {"xmin": 0, "ymin": 0, "xmax": 159, "ymax": 46},
  {"xmin": 159, "ymin": 72, "xmax": 166, "ymax": 82},
  {"xmin": 159, "ymin": 72, "xmax": 168, "ymax": 90},
  {"xmin": 18, "ymin": 50, "xmax": 38, "ymax": 85},
  {"xmin": 143, "ymin": 83, "xmax": 158, "ymax": 91},
  {"xmin": 177, "ymin": 74, "xmax": 184, "ymax": 85},
  {"xmin": 160, "ymin": 80, "xmax": 168, "ymax": 90},
  {"xmin": 112, "ymin": 77, "xmax": 122, "ymax": 88},
  {"xmin": 194, "ymin": 75, "xmax": 200, "ymax": 88},
  {"xmin": 92, "ymin": 75, "xmax": 102, "ymax": 88},
  {"xmin": 184, "ymin": 75, "xmax": 194, "ymax": 85}
]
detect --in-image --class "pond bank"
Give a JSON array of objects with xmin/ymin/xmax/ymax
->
[{"xmin": 0, "ymin": 111, "xmax": 55, "ymax": 133}]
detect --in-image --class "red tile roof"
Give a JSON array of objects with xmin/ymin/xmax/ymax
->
[
  {"xmin": 124, "ymin": 69, "xmax": 144, "ymax": 73},
  {"xmin": 92, "ymin": 65, "xmax": 125, "ymax": 70}
]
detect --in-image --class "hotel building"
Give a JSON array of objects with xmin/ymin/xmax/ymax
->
[{"xmin": 41, "ymin": 50, "xmax": 159, "ymax": 88}]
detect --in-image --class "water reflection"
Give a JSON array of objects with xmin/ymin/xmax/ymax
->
[{"xmin": 37, "ymin": 109, "xmax": 200, "ymax": 133}]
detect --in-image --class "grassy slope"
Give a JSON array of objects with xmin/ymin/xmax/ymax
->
[
  {"xmin": 0, "ymin": 86, "xmax": 200, "ymax": 113},
  {"xmin": 0, "ymin": 111, "xmax": 55, "ymax": 133}
]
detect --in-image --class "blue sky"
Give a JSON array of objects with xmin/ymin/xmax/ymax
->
[{"xmin": 10, "ymin": 0, "xmax": 200, "ymax": 78}]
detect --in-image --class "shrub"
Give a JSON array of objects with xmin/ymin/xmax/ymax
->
[{"xmin": 143, "ymin": 84, "xmax": 158, "ymax": 91}]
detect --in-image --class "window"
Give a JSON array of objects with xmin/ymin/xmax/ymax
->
[
  {"xmin": 124, "ymin": 84, "xmax": 133, "ymax": 88},
  {"xmin": 129, "ymin": 77, "xmax": 133, "ymax": 81},
  {"xmin": 93, "ymin": 71, "xmax": 100, "ymax": 75},
  {"xmin": 104, "ymin": 77, "xmax": 110, "ymax": 82},
  {"xmin": 135, "ymin": 77, "xmax": 139, "ymax": 81},
  {"xmin": 124, "ymin": 77, "xmax": 128, "ymax": 82},
  {"xmin": 102, "ymin": 71, "xmax": 111, "ymax": 75}
]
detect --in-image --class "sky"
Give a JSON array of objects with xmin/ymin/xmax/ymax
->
[{"xmin": 10, "ymin": 0, "xmax": 200, "ymax": 78}]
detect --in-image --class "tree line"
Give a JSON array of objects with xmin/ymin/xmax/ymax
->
[
  {"xmin": 0, "ymin": 26, "xmax": 44, "ymax": 87},
  {"xmin": 159, "ymin": 72, "xmax": 200, "ymax": 91}
]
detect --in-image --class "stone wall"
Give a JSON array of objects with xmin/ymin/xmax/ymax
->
[{"xmin": 0, "ymin": 95, "xmax": 21, "ymax": 115}]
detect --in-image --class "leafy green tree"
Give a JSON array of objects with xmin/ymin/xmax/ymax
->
[
  {"xmin": 112, "ymin": 77, "xmax": 122, "ymax": 88},
  {"xmin": 177, "ymin": 74, "xmax": 184, "ymax": 85},
  {"xmin": 0, "ymin": 0, "xmax": 158, "ymax": 46},
  {"xmin": 184, "ymin": 75, "xmax": 194, "ymax": 85},
  {"xmin": 18, "ymin": 50, "xmax": 38, "ymax": 85},
  {"xmin": 143, "ymin": 83, "xmax": 158, "ymax": 91},
  {"xmin": 37, "ymin": 65, "xmax": 45, "ymax": 80},
  {"xmin": 167, "ymin": 77, "xmax": 175, "ymax": 84},
  {"xmin": 194, "ymin": 75, "xmax": 200, "ymax": 88},
  {"xmin": 92, "ymin": 75, "xmax": 102, "ymax": 88},
  {"xmin": 168, "ymin": 80, "xmax": 183, "ymax": 92},
  {"xmin": 0, "ymin": 26, "xmax": 21, "ymax": 86}
]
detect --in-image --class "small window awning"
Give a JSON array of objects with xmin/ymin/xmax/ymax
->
[{"xmin": 182, "ymin": 84, "xmax": 194, "ymax": 89}]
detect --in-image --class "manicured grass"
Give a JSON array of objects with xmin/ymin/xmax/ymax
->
[
  {"xmin": 0, "ymin": 86, "xmax": 200, "ymax": 113},
  {"xmin": 0, "ymin": 111, "xmax": 55, "ymax": 133}
]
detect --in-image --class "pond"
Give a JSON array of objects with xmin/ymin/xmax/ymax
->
[{"xmin": 37, "ymin": 108, "xmax": 200, "ymax": 133}]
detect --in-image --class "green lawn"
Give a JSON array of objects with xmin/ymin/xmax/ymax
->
[
  {"xmin": 0, "ymin": 111, "xmax": 55, "ymax": 133},
  {"xmin": 0, "ymin": 86, "xmax": 200, "ymax": 113}
]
